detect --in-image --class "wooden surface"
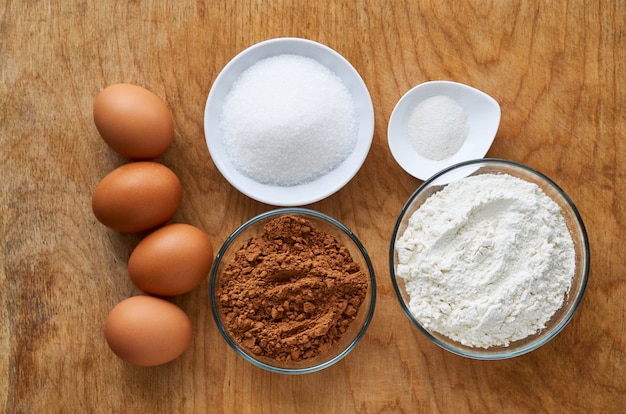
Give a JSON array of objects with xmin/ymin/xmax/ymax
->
[{"xmin": 1, "ymin": 1, "xmax": 625, "ymax": 412}]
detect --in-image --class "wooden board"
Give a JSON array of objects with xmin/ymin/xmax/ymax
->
[{"xmin": 1, "ymin": 1, "xmax": 625, "ymax": 412}]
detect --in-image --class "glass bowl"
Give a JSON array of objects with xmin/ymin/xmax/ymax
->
[
  {"xmin": 390, "ymin": 159, "xmax": 589, "ymax": 359},
  {"xmin": 204, "ymin": 37, "xmax": 375, "ymax": 206},
  {"xmin": 210, "ymin": 208, "xmax": 376, "ymax": 373}
]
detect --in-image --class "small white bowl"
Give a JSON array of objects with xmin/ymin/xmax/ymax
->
[
  {"xmin": 204, "ymin": 38, "xmax": 375, "ymax": 206},
  {"xmin": 388, "ymin": 81, "xmax": 501, "ymax": 181}
]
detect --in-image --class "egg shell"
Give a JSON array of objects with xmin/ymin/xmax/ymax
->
[
  {"xmin": 104, "ymin": 295, "xmax": 192, "ymax": 367},
  {"xmin": 92, "ymin": 161, "xmax": 182, "ymax": 233},
  {"xmin": 94, "ymin": 83, "xmax": 174, "ymax": 160},
  {"xmin": 128, "ymin": 223, "xmax": 214, "ymax": 296}
]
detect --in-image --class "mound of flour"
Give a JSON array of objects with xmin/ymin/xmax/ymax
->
[{"xmin": 395, "ymin": 173, "xmax": 576, "ymax": 348}]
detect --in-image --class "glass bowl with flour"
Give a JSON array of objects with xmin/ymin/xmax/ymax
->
[
  {"xmin": 204, "ymin": 37, "xmax": 374, "ymax": 206},
  {"xmin": 390, "ymin": 159, "xmax": 589, "ymax": 359}
]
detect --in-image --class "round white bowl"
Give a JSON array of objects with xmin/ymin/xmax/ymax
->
[
  {"xmin": 388, "ymin": 81, "xmax": 501, "ymax": 181},
  {"xmin": 204, "ymin": 38, "xmax": 375, "ymax": 206}
]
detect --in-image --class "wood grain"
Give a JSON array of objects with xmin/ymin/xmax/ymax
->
[{"xmin": 1, "ymin": 1, "xmax": 625, "ymax": 412}]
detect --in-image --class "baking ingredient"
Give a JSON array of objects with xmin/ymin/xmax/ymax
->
[
  {"xmin": 94, "ymin": 83, "xmax": 174, "ymax": 160},
  {"xmin": 128, "ymin": 223, "xmax": 214, "ymax": 296},
  {"xmin": 395, "ymin": 173, "xmax": 576, "ymax": 348},
  {"xmin": 218, "ymin": 214, "xmax": 369, "ymax": 361},
  {"xmin": 104, "ymin": 295, "xmax": 192, "ymax": 366},
  {"xmin": 407, "ymin": 95, "xmax": 469, "ymax": 161},
  {"xmin": 220, "ymin": 54, "xmax": 358, "ymax": 186},
  {"xmin": 92, "ymin": 161, "xmax": 181, "ymax": 233}
]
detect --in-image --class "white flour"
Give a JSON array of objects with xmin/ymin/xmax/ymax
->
[{"xmin": 395, "ymin": 173, "xmax": 576, "ymax": 348}]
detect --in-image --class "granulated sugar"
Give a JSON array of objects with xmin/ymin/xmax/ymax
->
[
  {"xmin": 220, "ymin": 54, "xmax": 358, "ymax": 186},
  {"xmin": 395, "ymin": 173, "xmax": 576, "ymax": 348}
]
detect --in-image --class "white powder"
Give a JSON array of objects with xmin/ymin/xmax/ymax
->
[
  {"xmin": 220, "ymin": 54, "xmax": 358, "ymax": 186},
  {"xmin": 407, "ymin": 95, "xmax": 469, "ymax": 161},
  {"xmin": 395, "ymin": 173, "xmax": 576, "ymax": 348}
]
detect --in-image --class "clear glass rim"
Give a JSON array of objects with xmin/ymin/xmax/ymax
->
[
  {"xmin": 389, "ymin": 158, "xmax": 590, "ymax": 360},
  {"xmin": 210, "ymin": 207, "xmax": 377, "ymax": 373}
]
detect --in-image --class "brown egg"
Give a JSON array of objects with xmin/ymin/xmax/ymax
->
[
  {"xmin": 92, "ymin": 161, "xmax": 181, "ymax": 233},
  {"xmin": 128, "ymin": 223, "xmax": 214, "ymax": 296},
  {"xmin": 94, "ymin": 83, "xmax": 174, "ymax": 160},
  {"xmin": 104, "ymin": 295, "xmax": 192, "ymax": 366}
]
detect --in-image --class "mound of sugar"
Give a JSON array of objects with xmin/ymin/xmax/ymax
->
[{"xmin": 220, "ymin": 54, "xmax": 358, "ymax": 186}]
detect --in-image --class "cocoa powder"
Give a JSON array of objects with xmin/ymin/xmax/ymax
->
[{"xmin": 218, "ymin": 214, "xmax": 368, "ymax": 362}]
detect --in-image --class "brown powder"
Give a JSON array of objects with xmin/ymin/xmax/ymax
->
[{"xmin": 217, "ymin": 214, "xmax": 368, "ymax": 362}]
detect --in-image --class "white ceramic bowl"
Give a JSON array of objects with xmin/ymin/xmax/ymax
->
[
  {"xmin": 204, "ymin": 38, "xmax": 375, "ymax": 206},
  {"xmin": 388, "ymin": 81, "xmax": 501, "ymax": 181}
]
